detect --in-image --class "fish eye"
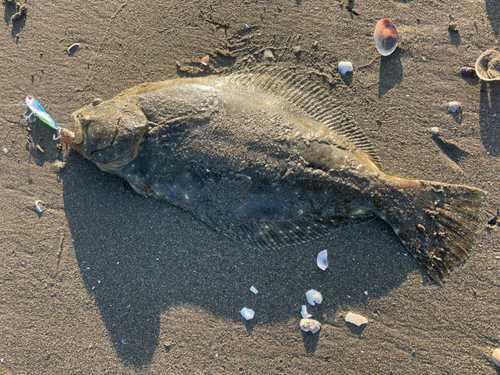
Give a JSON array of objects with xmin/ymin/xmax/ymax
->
[{"xmin": 79, "ymin": 118, "xmax": 91, "ymax": 126}]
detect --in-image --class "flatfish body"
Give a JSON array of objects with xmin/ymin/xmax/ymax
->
[{"xmin": 65, "ymin": 66, "xmax": 486, "ymax": 283}]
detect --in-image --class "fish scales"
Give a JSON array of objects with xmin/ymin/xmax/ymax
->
[{"xmin": 65, "ymin": 67, "xmax": 486, "ymax": 283}]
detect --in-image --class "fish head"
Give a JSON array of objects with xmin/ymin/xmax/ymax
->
[{"xmin": 70, "ymin": 98, "xmax": 149, "ymax": 173}]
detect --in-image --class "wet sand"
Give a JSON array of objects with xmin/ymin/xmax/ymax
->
[{"xmin": 1, "ymin": 0, "xmax": 500, "ymax": 373}]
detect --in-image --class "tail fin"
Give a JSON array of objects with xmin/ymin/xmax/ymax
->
[{"xmin": 377, "ymin": 179, "xmax": 486, "ymax": 283}]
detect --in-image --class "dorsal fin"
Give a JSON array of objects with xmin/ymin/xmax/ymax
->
[{"xmin": 224, "ymin": 66, "xmax": 380, "ymax": 166}]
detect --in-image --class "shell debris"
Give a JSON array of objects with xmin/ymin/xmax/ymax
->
[
  {"xmin": 200, "ymin": 55, "xmax": 210, "ymax": 66},
  {"xmin": 317, "ymin": 249, "xmax": 328, "ymax": 270},
  {"xmin": 374, "ymin": 19, "xmax": 400, "ymax": 56},
  {"xmin": 240, "ymin": 307, "xmax": 255, "ymax": 320},
  {"xmin": 250, "ymin": 286, "xmax": 258, "ymax": 294},
  {"xmin": 301, "ymin": 305, "xmax": 312, "ymax": 318},
  {"xmin": 460, "ymin": 66, "xmax": 477, "ymax": 79},
  {"xmin": 306, "ymin": 289, "xmax": 322, "ymax": 306},
  {"xmin": 35, "ymin": 200, "xmax": 43, "ymax": 213},
  {"xmin": 493, "ymin": 348, "xmax": 500, "ymax": 367},
  {"xmin": 475, "ymin": 49, "xmax": 500, "ymax": 81},
  {"xmin": 338, "ymin": 61, "xmax": 353, "ymax": 75},
  {"xmin": 448, "ymin": 101, "xmax": 462, "ymax": 113},
  {"xmin": 345, "ymin": 312, "xmax": 368, "ymax": 327},
  {"xmin": 429, "ymin": 127, "xmax": 440, "ymax": 136},
  {"xmin": 300, "ymin": 318, "xmax": 321, "ymax": 334},
  {"xmin": 263, "ymin": 49, "xmax": 274, "ymax": 61}
]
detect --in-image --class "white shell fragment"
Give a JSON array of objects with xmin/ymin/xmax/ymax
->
[
  {"xmin": 448, "ymin": 101, "xmax": 462, "ymax": 113},
  {"xmin": 429, "ymin": 127, "xmax": 440, "ymax": 136},
  {"xmin": 2, "ymin": 148, "xmax": 8, "ymax": 154},
  {"xmin": 493, "ymin": 348, "xmax": 500, "ymax": 367},
  {"xmin": 250, "ymin": 286, "xmax": 258, "ymax": 294},
  {"xmin": 35, "ymin": 200, "xmax": 43, "ymax": 213},
  {"xmin": 306, "ymin": 289, "xmax": 323, "ymax": 306},
  {"xmin": 317, "ymin": 249, "xmax": 328, "ymax": 271},
  {"xmin": 300, "ymin": 318, "xmax": 322, "ymax": 334},
  {"xmin": 345, "ymin": 312, "xmax": 368, "ymax": 327},
  {"xmin": 301, "ymin": 305, "xmax": 312, "ymax": 318},
  {"xmin": 338, "ymin": 61, "xmax": 353, "ymax": 75},
  {"xmin": 240, "ymin": 307, "xmax": 255, "ymax": 320}
]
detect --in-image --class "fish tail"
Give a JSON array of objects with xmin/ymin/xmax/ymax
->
[{"xmin": 375, "ymin": 178, "xmax": 486, "ymax": 283}]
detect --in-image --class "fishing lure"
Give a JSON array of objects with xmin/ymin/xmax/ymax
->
[{"xmin": 23, "ymin": 95, "xmax": 59, "ymax": 130}]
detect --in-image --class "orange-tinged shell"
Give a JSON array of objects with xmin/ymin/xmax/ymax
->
[
  {"xmin": 201, "ymin": 55, "xmax": 210, "ymax": 66},
  {"xmin": 374, "ymin": 19, "xmax": 400, "ymax": 56}
]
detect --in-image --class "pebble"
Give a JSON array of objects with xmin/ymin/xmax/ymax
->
[
  {"xmin": 300, "ymin": 318, "xmax": 322, "ymax": 334},
  {"xmin": 493, "ymin": 348, "xmax": 500, "ymax": 367},
  {"xmin": 448, "ymin": 101, "xmax": 462, "ymax": 113},
  {"xmin": 345, "ymin": 312, "xmax": 368, "ymax": 327}
]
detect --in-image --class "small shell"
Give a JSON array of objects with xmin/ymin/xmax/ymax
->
[
  {"xmin": 317, "ymin": 249, "xmax": 328, "ymax": 271},
  {"xmin": 301, "ymin": 305, "xmax": 312, "ymax": 318},
  {"xmin": 460, "ymin": 66, "xmax": 477, "ymax": 79},
  {"xmin": 475, "ymin": 50, "xmax": 500, "ymax": 81},
  {"xmin": 345, "ymin": 312, "xmax": 368, "ymax": 327},
  {"xmin": 2, "ymin": 148, "xmax": 8, "ymax": 154},
  {"xmin": 448, "ymin": 101, "xmax": 462, "ymax": 113},
  {"xmin": 374, "ymin": 19, "xmax": 400, "ymax": 56},
  {"xmin": 493, "ymin": 348, "xmax": 500, "ymax": 367},
  {"xmin": 35, "ymin": 200, "xmax": 43, "ymax": 213},
  {"xmin": 240, "ymin": 307, "xmax": 255, "ymax": 320},
  {"xmin": 338, "ymin": 61, "xmax": 353, "ymax": 75},
  {"xmin": 250, "ymin": 286, "xmax": 258, "ymax": 294},
  {"xmin": 300, "ymin": 318, "xmax": 322, "ymax": 334},
  {"xmin": 429, "ymin": 127, "xmax": 440, "ymax": 136},
  {"xmin": 263, "ymin": 49, "xmax": 274, "ymax": 61},
  {"xmin": 306, "ymin": 289, "xmax": 322, "ymax": 306},
  {"xmin": 200, "ymin": 55, "xmax": 210, "ymax": 66}
]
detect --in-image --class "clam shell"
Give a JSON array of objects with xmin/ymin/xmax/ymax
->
[
  {"xmin": 306, "ymin": 289, "xmax": 322, "ymax": 306},
  {"xmin": 493, "ymin": 348, "xmax": 500, "ymax": 367},
  {"xmin": 300, "ymin": 318, "xmax": 322, "ymax": 334},
  {"xmin": 240, "ymin": 307, "xmax": 255, "ymax": 320},
  {"xmin": 475, "ymin": 50, "xmax": 500, "ymax": 81},
  {"xmin": 317, "ymin": 249, "xmax": 328, "ymax": 271},
  {"xmin": 374, "ymin": 19, "xmax": 400, "ymax": 56}
]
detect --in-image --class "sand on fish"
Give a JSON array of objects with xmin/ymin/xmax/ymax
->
[{"xmin": 1, "ymin": 1, "xmax": 500, "ymax": 374}]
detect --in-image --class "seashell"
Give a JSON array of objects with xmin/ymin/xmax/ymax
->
[
  {"xmin": 448, "ymin": 101, "xmax": 462, "ymax": 113},
  {"xmin": 263, "ymin": 49, "xmax": 274, "ymax": 61},
  {"xmin": 374, "ymin": 19, "xmax": 400, "ymax": 56},
  {"xmin": 338, "ymin": 61, "xmax": 353, "ymax": 75},
  {"xmin": 306, "ymin": 289, "xmax": 322, "ymax": 306},
  {"xmin": 475, "ymin": 50, "xmax": 500, "ymax": 81},
  {"xmin": 460, "ymin": 66, "xmax": 477, "ymax": 79},
  {"xmin": 493, "ymin": 348, "xmax": 500, "ymax": 367},
  {"xmin": 301, "ymin": 305, "xmax": 312, "ymax": 318},
  {"xmin": 317, "ymin": 249, "xmax": 328, "ymax": 270},
  {"xmin": 201, "ymin": 55, "xmax": 210, "ymax": 66},
  {"xmin": 300, "ymin": 318, "xmax": 322, "ymax": 334},
  {"xmin": 429, "ymin": 127, "xmax": 440, "ymax": 136},
  {"xmin": 250, "ymin": 286, "xmax": 258, "ymax": 294},
  {"xmin": 345, "ymin": 312, "xmax": 368, "ymax": 327},
  {"xmin": 240, "ymin": 307, "xmax": 255, "ymax": 320}
]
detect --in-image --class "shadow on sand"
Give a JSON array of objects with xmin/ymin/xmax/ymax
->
[{"xmin": 60, "ymin": 151, "xmax": 419, "ymax": 368}]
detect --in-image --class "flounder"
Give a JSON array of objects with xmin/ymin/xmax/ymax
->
[{"xmin": 61, "ymin": 66, "xmax": 486, "ymax": 283}]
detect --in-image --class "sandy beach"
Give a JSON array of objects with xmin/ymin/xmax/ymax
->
[{"xmin": 1, "ymin": 0, "xmax": 500, "ymax": 373}]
